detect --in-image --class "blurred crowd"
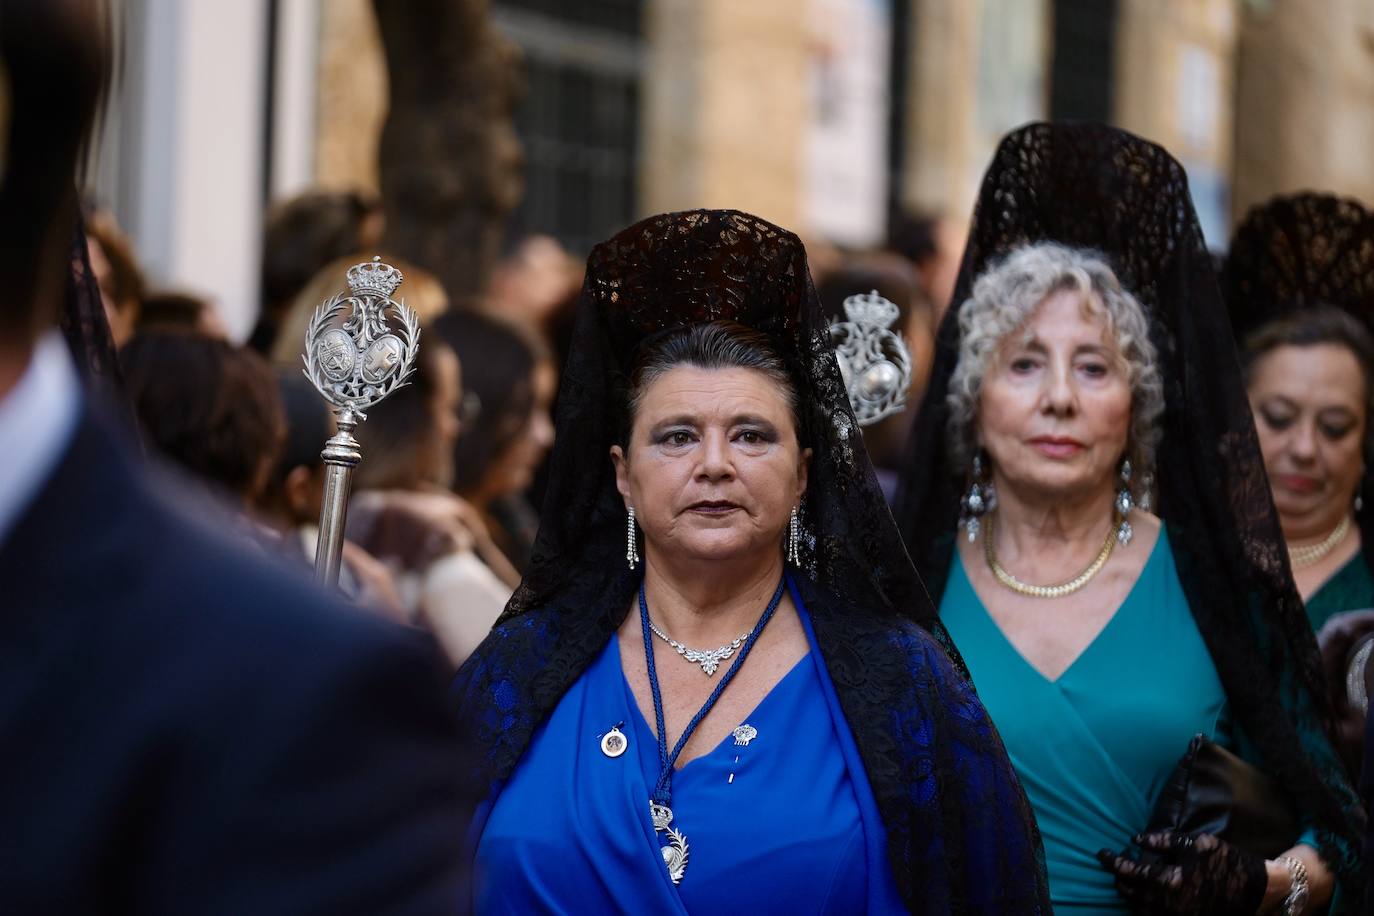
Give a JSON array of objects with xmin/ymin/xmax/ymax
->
[{"xmin": 91, "ymin": 188, "xmax": 963, "ymax": 668}]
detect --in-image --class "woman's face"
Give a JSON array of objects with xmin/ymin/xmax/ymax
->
[
  {"xmin": 976, "ymin": 288, "xmax": 1133, "ymax": 503},
  {"xmin": 611, "ymin": 365, "xmax": 810, "ymax": 568},
  {"xmin": 484, "ymin": 359, "xmax": 557, "ymax": 499},
  {"xmin": 1248, "ymin": 343, "xmax": 1367, "ymax": 536},
  {"xmin": 424, "ymin": 347, "xmax": 463, "ymax": 488}
]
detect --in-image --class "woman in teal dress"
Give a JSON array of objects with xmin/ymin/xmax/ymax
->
[{"xmin": 895, "ymin": 124, "xmax": 1366, "ymax": 913}]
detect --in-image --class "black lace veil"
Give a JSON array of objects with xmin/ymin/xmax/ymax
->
[
  {"xmin": 64, "ymin": 216, "xmax": 126, "ymax": 388},
  {"xmin": 1222, "ymin": 192, "xmax": 1374, "ymax": 576},
  {"xmin": 893, "ymin": 123, "xmax": 1365, "ymax": 890}
]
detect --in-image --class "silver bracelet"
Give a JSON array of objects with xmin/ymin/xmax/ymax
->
[{"xmin": 1278, "ymin": 856, "xmax": 1309, "ymax": 916}]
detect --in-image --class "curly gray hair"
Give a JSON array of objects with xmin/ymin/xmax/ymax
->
[{"xmin": 947, "ymin": 242, "xmax": 1164, "ymax": 495}]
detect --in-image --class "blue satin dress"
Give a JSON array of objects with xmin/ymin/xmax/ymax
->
[{"xmin": 473, "ymin": 583, "xmax": 905, "ymax": 914}]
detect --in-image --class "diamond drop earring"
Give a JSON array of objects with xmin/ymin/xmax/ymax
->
[
  {"xmin": 960, "ymin": 454, "xmax": 996, "ymax": 542},
  {"xmin": 626, "ymin": 506, "xmax": 640, "ymax": 570},
  {"xmin": 787, "ymin": 507, "xmax": 801, "ymax": 564},
  {"xmin": 1115, "ymin": 459, "xmax": 1135, "ymax": 546}
]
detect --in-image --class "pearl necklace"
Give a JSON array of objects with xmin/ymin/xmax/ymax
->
[
  {"xmin": 1287, "ymin": 515, "xmax": 1352, "ymax": 570},
  {"xmin": 984, "ymin": 513, "xmax": 1119, "ymax": 599}
]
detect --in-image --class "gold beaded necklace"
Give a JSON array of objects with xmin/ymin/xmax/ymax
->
[
  {"xmin": 984, "ymin": 513, "xmax": 1119, "ymax": 599},
  {"xmin": 1287, "ymin": 514, "xmax": 1352, "ymax": 570}
]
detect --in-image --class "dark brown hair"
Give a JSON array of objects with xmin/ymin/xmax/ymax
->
[
  {"xmin": 352, "ymin": 339, "xmax": 457, "ymax": 491},
  {"xmin": 260, "ymin": 190, "xmax": 381, "ymax": 316},
  {"xmin": 433, "ymin": 310, "xmax": 550, "ymax": 496},
  {"xmin": 121, "ymin": 332, "xmax": 286, "ymax": 501}
]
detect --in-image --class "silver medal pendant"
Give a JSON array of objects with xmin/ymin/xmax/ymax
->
[
  {"xmin": 650, "ymin": 801, "xmax": 689, "ymax": 884},
  {"xmin": 600, "ymin": 726, "xmax": 628, "ymax": 758}
]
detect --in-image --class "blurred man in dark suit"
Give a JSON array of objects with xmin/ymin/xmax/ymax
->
[{"xmin": 0, "ymin": 3, "xmax": 475, "ymax": 912}]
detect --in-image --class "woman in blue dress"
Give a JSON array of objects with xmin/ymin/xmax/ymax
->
[
  {"xmin": 895, "ymin": 124, "xmax": 1366, "ymax": 913},
  {"xmin": 455, "ymin": 209, "xmax": 1050, "ymax": 914}
]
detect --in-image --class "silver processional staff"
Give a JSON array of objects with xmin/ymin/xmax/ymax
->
[{"xmin": 301, "ymin": 256, "xmax": 421, "ymax": 586}]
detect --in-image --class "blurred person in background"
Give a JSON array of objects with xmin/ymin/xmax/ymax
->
[
  {"xmin": 254, "ymin": 370, "xmax": 407, "ymax": 620},
  {"xmin": 434, "ymin": 309, "xmax": 556, "ymax": 578},
  {"xmin": 1223, "ymin": 192, "xmax": 1374, "ymax": 779},
  {"xmin": 348, "ymin": 340, "xmax": 512, "ymax": 667},
  {"xmin": 270, "ymin": 254, "xmax": 448, "ymax": 366},
  {"xmin": 485, "ymin": 233, "xmax": 579, "ymax": 331},
  {"xmin": 251, "ymin": 189, "xmax": 384, "ymax": 355},
  {"xmin": 121, "ymin": 330, "xmax": 284, "ymax": 515},
  {"xmin": 84, "ymin": 207, "xmax": 144, "ymax": 348},
  {"xmin": 817, "ymin": 251, "xmax": 934, "ymax": 501},
  {"xmin": 137, "ymin": 289, "xmax": 228, "ymax": 339},
  {"xmin": 0, "ymin": 1, "xmax": 476, "ymax": 910},
  {"xmin": 888, "ymin": 209, "xmax": 965, "ymax": 325}
]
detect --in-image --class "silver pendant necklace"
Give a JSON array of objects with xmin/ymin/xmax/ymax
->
[
  {"xmin": 647, "ymin": 619, "xmax": 750, "ymax": 676},
  {"xmin": 638, "ymin": 577, "xmax": 786, "ymax": 885}
]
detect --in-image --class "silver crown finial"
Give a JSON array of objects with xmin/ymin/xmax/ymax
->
[{"xmin": 345, "ymin": 256, "xmax": 405, "ymax": 299}]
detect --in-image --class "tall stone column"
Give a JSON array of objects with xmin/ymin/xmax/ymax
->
[
  {"xmin": 640, "ymin": 0, "xmax": 809, "ymax": 229},
  {"xmin": 1114, "ymin": 0, "xmax": 1236, "ymax": 244},
  {"xmin": 896, "ymin": 0, "xmax": 1048, "ymax": 224},
  {"xmin": 1233, "ymin": 0, "xmax": 1374, "ymax": 220}
]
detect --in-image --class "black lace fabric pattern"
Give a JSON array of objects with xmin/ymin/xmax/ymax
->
[
  {"xmin": 893, "ymin": 123, "xmax": 1366, "ymax": 901},
  {"xmin": 62, "ymin": 216, "xmax": 125, "ymax": 392},
  {"xmin": 456, "ymin": 209, "xmax": 1051, "ymax": 912}
]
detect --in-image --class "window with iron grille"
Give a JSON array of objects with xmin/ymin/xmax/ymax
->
[{"xmin": 494, "ymin": 1, "xmax": 644, "ymax": 256}]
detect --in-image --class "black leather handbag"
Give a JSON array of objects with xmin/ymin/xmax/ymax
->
[{"xmin": 1145, "ymin": 733, "xmax": 1300, "ymax": 859}]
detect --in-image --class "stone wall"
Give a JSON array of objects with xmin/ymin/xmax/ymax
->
[{"xmin": 1233, "ymin": 0, "xmax": 1374, "ymax": 220}]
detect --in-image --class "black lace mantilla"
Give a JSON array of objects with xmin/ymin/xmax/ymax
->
[
  {"xmin": 894, "ymin": 123, "xmax": 1367, "ymax": 900},
  {"xmin": 456, "ymin": 209, "xmax": 1051, "ymax": 912},
  {"xmin": 1223, "ymin": 192, "xmax": 1374, "ymax": 335},
  {"xmin": 62, "ymin": 215, "xmax": 134, "ymax": 427}
]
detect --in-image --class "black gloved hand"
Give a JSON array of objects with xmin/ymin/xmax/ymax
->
[{"xmin": 1096, "ymin": 831, "xmax": 1268, "ymax": 915}]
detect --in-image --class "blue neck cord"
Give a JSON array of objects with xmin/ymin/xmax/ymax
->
[{"xmin": 638, "ymin": 575, "xmax": 787, "ymax": 805}]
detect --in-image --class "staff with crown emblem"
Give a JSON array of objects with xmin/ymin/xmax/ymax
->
[{"xmin": 302, "ymin": 256, "xmax": 421, "ymax": 586}]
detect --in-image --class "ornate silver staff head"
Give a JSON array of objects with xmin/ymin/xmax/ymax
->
[
  {"xmin": 303, "ymin": 256, "xmax": 421, "ymax": 418},
  {"xmin": 302, "ymin": 256, "xmax": 421, "ymax": 585},
  {"xmin": 829, "ymin": 289, "xmax": 913, "ymax": 427}
]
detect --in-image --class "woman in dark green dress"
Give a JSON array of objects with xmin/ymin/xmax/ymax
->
[{"xmin": 1224, "ymin": 193, "xmax": 1374, "ymax": 630}]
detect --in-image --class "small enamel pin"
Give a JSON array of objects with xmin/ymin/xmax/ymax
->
[
  {"xmin": 600, "ymin": 723, "xmax": 628, "ymax": 758},
  {"xmin": 731, "ymin": 724, "xmax": 758, "ymax": 747}
]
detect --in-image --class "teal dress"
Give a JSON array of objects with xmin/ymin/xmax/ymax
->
[
  {"xmin": 941, "ymin": 531, "xmax": 1231, "ymax": 913},
  {"xmin": 1306, "ymin": 554, "xmax": 1374, "ymax": 632}
]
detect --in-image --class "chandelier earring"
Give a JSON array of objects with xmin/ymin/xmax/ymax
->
[
  {"xmin": 787, "ymin": 506, "xmax": 801, "ymax": 564},
  {"xmin": 1115, "ymin": 459, "xmax": 1135, "ymax": 546},
  {"xmin": 960, "ymin": 453, "xmax": 997, "ymax": 542},
  {"xmin": 626, "ymin": 506, "xmax": 641, "ymax": 570}
]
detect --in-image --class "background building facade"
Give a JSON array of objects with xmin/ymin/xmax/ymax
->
[{"xmin": 95, "ymin": 0, "xmax": 1374, "ymax": 338}]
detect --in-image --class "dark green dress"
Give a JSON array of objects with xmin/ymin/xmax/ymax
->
[{"xmin": 1306, "ymin": 554, "xmax": 1374, "ymax": 632}]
